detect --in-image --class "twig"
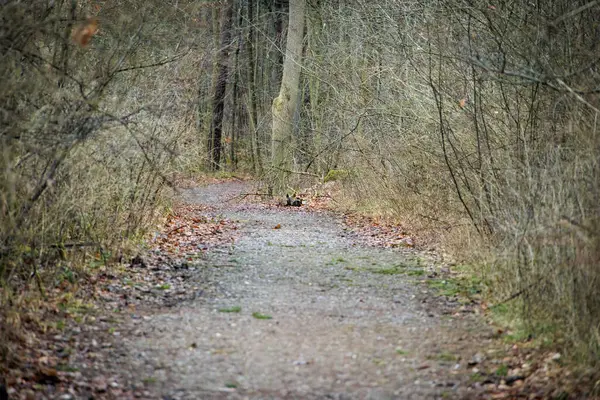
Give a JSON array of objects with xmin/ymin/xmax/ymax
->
[
  {"xmin": 224, "ymin": 192, "xmax": 271, "ymax": 203},
  {"xmin": 491, "ymin": 280, "xmax": 544, "ymax": 308},
  {"xmin": 50, "ymin": 242, "xmax": 99, "ymax": 248},
  {"xmin": 272, "ymin": 166, "xmax": 320, "ymax": 178},
  {"xmin": 551, "ymin": 1, "xmax": 599, "ymax": 26},
  {"xmin": 165, "ymin": 225, "xmax": 188, "ymax": 235}
]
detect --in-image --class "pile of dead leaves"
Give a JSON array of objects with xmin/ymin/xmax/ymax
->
[
  {"xmin": 150, "ymin": 203, "xmax": 237, "ymax": 261},
  {"xmin": 342, "ymin": 213, "xmax": 415, "ymax": 248}
]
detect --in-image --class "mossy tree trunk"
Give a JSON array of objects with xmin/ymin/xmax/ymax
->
[{"xmin": 270, "ymin": 0, "xmax": 305, "ymax": 191}]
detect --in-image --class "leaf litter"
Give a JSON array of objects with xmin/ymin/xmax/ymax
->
[
  {"xmin": 2, "ymin": 180, "xmax": 597, "ymax": 399},
  {"xmin": 1, "ymin": 198, "xmax": 239, "ymax": 399}
]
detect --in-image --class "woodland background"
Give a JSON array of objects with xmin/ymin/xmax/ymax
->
[{"xmin": 1, "ymin": 0, "xmax": 599, "ymax": 370}]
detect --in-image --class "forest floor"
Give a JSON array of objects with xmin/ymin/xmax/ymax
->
[{"xmin": 3, "ymin": 180, "xmax": 589, "ymax": 399}]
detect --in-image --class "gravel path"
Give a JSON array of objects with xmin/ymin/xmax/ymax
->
[{"xmin": 118, "ymin": 182, "xmax": 492, "ymax": 399}]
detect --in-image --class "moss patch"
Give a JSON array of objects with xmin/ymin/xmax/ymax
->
[{"xmin": 218, "ymin": 306, "xmax": 242, "ymax": 313}]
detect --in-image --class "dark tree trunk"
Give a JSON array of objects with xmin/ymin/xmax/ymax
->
[
  {"xmin": 208, "ymin": 0, "xmax": 234, "ymax": 170},
  {"xmin": 246, "ymin": 0, "xmax": 262, "ymax": 174}
]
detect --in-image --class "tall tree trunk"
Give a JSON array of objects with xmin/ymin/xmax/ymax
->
[
  {"xmin": 271, "ymin": 0, "xmax": 305, "ymax": 190},
  {"xmin": 246, "ymin": 0, "xmax": 262, "ymax": 175},
  {"xmin": 270, "ymin": 0, "xmax": 286, "ymax": 92},
  {"xmin": 230, "ymin": 3, "xmax": 243, "ymax": 170},
  {"xmin": 207, "ymin": 0, "xmax": 234, "ymax": 171}
]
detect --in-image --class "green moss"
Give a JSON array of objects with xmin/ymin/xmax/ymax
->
[
  {"xmin": 370, "ymin": 266, "xmax": 404, "ymax": 275},
  {"xmin": 218, "ymin": 306, "xmax": 242, "ymax": 313},
  {"xmin": 495, "ymin": 364, "xmax": 508, "ymax": 377},
  {"xmin": 252, "ymin": 312, "xmax": 272, "ymax": 320},
  {"xmin": 428, "ymin": 351, "xmax": 457, "ymax": 362},
  {"xmin": 323, "ymin": 169, "xmax": 350, "ymax": 183},
  {"xmin": 143, "ymin": 377, "xmax": 157, "ymax": 384},
  {"xmin": 469, "ymin": 372, "xmax": 484, "ymax": 383}
]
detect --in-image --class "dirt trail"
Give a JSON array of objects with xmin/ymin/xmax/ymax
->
[{"xmin": 116, "ymin": 182, "xmax": 492, "ymax": 399}]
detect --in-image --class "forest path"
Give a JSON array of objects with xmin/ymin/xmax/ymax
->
[{"xmin": 120, "ymin": 181, "xmax": 492, "ymax": 399}]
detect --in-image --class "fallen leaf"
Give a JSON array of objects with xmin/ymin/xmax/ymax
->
[
  {"xmin": 72, "ymin": 17, "xmax": 99, "ymax": 47},
  {"xmin": 273, "ymin": 224, "xmax": 281, "ymax": 229},
  {"xmin": 34, "ymin": 367, "xmax": 60, "ymax": 384}
]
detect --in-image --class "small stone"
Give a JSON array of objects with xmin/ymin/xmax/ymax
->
[
  {"xmin": 468, "ymin": 352, "xmax": 484, "ymax": 366},
  {"xmin": 509, "ymin": 368, "xmax": 521, "ymax": 376},
  {"xmin": 92, "ymin": 376, "xmax": 108, "ymax": 392}
]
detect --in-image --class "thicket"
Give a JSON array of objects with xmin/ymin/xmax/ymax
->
[
  {"xmin": 0, "ymin": 1, "xmax": 207, "ymax": 303},
  {"xmin": 1, "ymin": 0, "xmax": 599, "ymax": 369},
  {"xmin": 297, "ymin": 0, "xmax": 600, "ymax": 362}
]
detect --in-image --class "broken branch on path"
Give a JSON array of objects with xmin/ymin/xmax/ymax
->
[{"xmin": 224, "ymin": 192, "xmax": 271, "ymax": 203}]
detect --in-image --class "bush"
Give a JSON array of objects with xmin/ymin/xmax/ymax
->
[
  {"xmin": 300, "ymin": 0, "xmax": 600, "ymax": 364},
  {"xmin": 0, "ymin": 0, "xmax": 205, "ymax": 287}
]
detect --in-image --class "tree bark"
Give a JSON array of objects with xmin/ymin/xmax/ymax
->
[
  {"xmin": 271, "ymin": 0, "xmax": 305, "ymax": 190},
  {"xmin": 245, "ymin": 0, "xmax": 262, "ymax": 175},
  {"xmin": 207, "ymin": 0, "xmax": 234, "ymax": 170}
]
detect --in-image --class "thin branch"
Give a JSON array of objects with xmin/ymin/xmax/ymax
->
[
  {"xmin": 551, "ymin": 1, "xmax": 599, "ymax": 26},
  {"xmin": 112, "ymin": 51, "xmax": 190, "ymax": 74},
  {"xmin": 272, "ymin": 166, "xmax": 320, "ymax": 178}
]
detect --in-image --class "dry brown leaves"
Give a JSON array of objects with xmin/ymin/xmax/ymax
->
[
  {"xmin": 1, "ymin": 201, "xmax": 239, "ymax": 399},
  {"xmin": 341, "ymin": 213, "xmax": 415, "ymax": 248},
  {"xmin": 150, "ymin": 203, "xmax": 237, "ymax": 260}
]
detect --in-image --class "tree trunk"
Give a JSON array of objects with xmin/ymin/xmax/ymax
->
[
  {"xmin": 207, "ymin": 0, "xmax": 234, "ymax": 171},
  {"xmin": 270, "ymin": 0, "xmax": 286, "ymax": 92},
  {"xmin": 245, "ymin": 0, "xmax": 262, "ymax": 175},
  {"xmin": 271, "ymin": 0, "xmax": 305, "ymax": 190}
]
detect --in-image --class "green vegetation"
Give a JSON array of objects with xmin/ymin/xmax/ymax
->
[
  {"xmin": 495, "ymin": 365, "xmax": 509, "ymax": 377},
  {"xmin": 252, "ymin": 312, "xmax": 272, "ymax": 320},
  {"xmin": 428, "ymin": 351, "xmax": 457, "ymax": 362},
  {"xmin": 323, "ymin": 169, "xmax": 350, "ymax": 183},
  {"xmin": 218, "ymin": 306, "xmax": 242, "ymax": 313},
  {"xmin": 370, "ymin": 266, "xmax": 405, "ymax": 275},
  {"xmin": 469, "ymin": 372, "xmax": 484, "ymax": 383},
  {"xmin": 142, "ymin": 377, "xmax": 157, "ymax": 385},
  {"xmin": 57, "ymin": 364, "xmax": 79, "ymax": 373},
  {"xmin": 426, "ymin": 272, "xmax": 483, "ymax": 300},
  {"xmin": 367, "ymin": 263, "xmax": 424, "ymax": 277},
  {"xmin": 326, "ymin": 257, "xmax": 346, "ymax": 266}
]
